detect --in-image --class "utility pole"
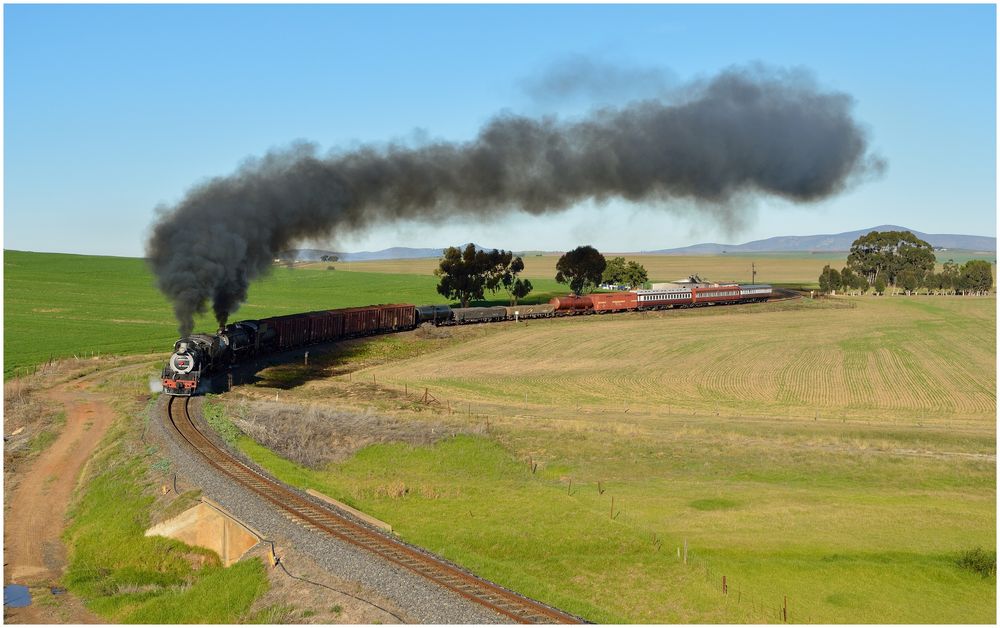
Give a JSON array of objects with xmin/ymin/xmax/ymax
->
[{"xmin": 751, "ymin": 262, "xmax": 757, "ymax": 284}]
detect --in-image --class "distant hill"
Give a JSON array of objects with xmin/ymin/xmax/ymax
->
[
  {"xmin": 279, "ymin": 243, "xmax": 503, "ymax": 262},
  {"xmin": 646, "ymin": 225, "xmax": 996, "ymax": 254}
]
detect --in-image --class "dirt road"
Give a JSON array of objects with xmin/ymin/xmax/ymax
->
[{"xmin": 3, "ymin": 375, "xmax": 117, "ymax": 623}]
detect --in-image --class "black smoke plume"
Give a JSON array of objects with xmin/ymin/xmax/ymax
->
[{"xmin": 147, "ymin": 66, "xmax": 884, "ymax": 335}]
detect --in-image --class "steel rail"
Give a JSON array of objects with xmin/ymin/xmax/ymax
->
[{"xmin": 165, "ymin": 397, "xmax": 582, "ymax": 624}]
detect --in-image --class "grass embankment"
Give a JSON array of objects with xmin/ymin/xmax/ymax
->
[
  {"xmin": 219, "ymin": 296, "xmax": 995, "ymax": 623},
  {"xmin": 60, "ymin": 377, "xmax": 271, "ymax": 622}
]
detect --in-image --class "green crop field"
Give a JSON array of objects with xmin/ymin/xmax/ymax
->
[
  {"xmin": 224, "ymin": 295, "xmax": 995, "ymax": 623},
  {"xmin": 2, "ymin": 250, "xmax": 565, "ymax": 377},
  {"xmin": 5, "ymin": 249, "xmax": 996, "ymax": 623}
]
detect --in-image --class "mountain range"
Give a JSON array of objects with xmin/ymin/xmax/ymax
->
[
  {"xmin": 645, "ymin": 225, "xmax": 995, "ymax": 254},
  {"xmin": 280, "ymin": 226, "xmax": 995, "ymax": 262}
]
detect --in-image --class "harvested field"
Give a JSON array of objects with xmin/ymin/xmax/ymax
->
[
  {"xmin": 229, "ymin": 293, "xmax": 995, "ymax": 623},
  {"xmin": 362, "ymin": 296, "xmax": 995, "ymax": 424},
  {"xmin": 314, "ymin": 252, "xmax": 846, "ymax": 285}
]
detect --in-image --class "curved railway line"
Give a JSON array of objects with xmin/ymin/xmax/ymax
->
[{"xmin": 165, "ymin": 397, "xmax": 583, "ymax": 624}]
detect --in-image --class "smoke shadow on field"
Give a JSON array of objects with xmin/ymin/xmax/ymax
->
[{"xmin": 205, "ymin": 332, "xmax": 424, "ymax": 394}]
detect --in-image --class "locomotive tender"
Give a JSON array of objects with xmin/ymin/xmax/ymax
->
[{"xmin": 162, "ymin": 283, "xmax": 771, "ymax": 396}]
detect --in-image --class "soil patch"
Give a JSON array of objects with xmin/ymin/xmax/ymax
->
[{"xmin": 3, "ymin": 368, "xmax": 124, "ymax": 623}]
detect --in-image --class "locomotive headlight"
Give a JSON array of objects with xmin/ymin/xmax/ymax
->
[{"xmin": 170, "ymin": 352, "xmax": 195, "ymax": 374}]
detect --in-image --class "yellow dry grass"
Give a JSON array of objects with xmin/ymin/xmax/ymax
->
[
  {"xmin": 309, "ymin": 253, "xmax": 845, "ymax": 285},
  {"xmin": 362, "ymin": 296, "xmax": 995, "ymax": 425}
]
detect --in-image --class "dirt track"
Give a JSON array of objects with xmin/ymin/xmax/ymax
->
[{"xmin": 3, "ymin": 373, "xmax": 116, "ymax": 623}]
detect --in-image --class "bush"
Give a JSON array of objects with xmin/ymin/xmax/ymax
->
[
  {"xmin": 226, "ymin": 399, "xmax": 461, "ymax": 468},
  {"xmin": 957, "ymin": 547, "xmax": 996, "ymax": 578}
]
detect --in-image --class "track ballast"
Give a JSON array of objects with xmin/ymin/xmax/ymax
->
[{"xmin": 165, "ymin": 397, "xmax": 583, "ymax": 624}]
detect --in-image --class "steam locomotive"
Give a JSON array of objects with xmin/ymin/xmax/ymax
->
[{"xmin": 162, "ymin": 283, "xmax": 772, "ymax": 396}]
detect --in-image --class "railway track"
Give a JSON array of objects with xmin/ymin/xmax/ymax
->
[{"xmin": 165, "ymin": 397, "xmax": 582, "ymax": 624}]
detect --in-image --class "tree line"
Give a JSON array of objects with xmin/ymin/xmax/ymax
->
[
  {"xmin": 435, "ymin": 244, "xmax": 649, "ymax": 306},
  {"xmin": 818, "ymin": 230, "xmax": 993, "ymax": 295}
]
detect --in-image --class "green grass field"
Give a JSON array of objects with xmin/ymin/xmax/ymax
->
[
  {"xmin": 2, "ymin": 250, "xmax": 565, "ymax": 377},
  {"xmin": 5, "ymin": 249, "xmax": 993, "ymax": 377},
  {"xmin": 224, "ymin": 295, "xmax": 995, "ymax": 623},
  {"xmin": 62, "ymin": 396, "xmax": 270, "ymax": 622},
  {"xmin": 5, "ymin": 249, "xmax": 996, "ymax": 623}
]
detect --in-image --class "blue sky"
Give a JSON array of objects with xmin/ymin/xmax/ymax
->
[{"xmin": 4, "ymin": 3, "xmax": 996, "ymax": 257}]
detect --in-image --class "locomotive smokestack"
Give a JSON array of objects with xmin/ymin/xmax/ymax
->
[{"xmin": 147, "ymin": 65, "xmax": 884, "ymax": 334}]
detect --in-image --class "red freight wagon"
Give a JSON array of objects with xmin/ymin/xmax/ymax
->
[
  {"xmin": 589, "ymin": 291, "xmax": 638, "ymax": 312},
  {"xmin": 343, "ymin": 307, "xmax": 376, "ymax": 335},
  {"xmin": 307, "ymin": 310, "xmax": 345, "ymax": 343},
  {"xmin": 266, "ymin": 314, "xmax": 312, "ymax": 350},
  {"xmin": 339, "ymin": 304, "xmax": 414, "ymax": 336},
  {"xmin": 376, "ymin": 304, "xmax": 416, "ymax": 331}
]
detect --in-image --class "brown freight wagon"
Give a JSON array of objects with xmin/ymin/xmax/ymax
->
[
  {"xmin": 267, "ymin": 314, "xmax": 312, "ymax": 350},
  {"xmin": 307, "ymin": 310, "xmax": 346, "ymax": 343},
  {"xmin": 589, "ymin": 291, "xmax": 638, "ymax": 312},
  {"xmin": 343, "ymin": 304, "xmax": 416, "ymax": 336}
]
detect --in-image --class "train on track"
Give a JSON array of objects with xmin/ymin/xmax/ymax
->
[{"xmin": 161, "ymin": 282, "xmax": 773, "ymax": 396}]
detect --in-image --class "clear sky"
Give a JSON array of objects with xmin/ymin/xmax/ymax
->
[{"xmin": 4, "ymin": 3, "xmax": 996, "ymax": 257}]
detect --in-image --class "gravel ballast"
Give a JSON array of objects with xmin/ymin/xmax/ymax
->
[{"xmin": 150, "ymin": 396, "xmax": 516, "ymax": 624}]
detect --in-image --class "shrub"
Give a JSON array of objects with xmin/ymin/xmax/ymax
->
[{"xmin": 957, "ymin": 547, "xmax": 996, "ymax": 578}]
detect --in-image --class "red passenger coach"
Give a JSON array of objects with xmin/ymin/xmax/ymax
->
[
  {"xmin": 691, "ymin": 284, "xmax": 742, "ymax": 304},
  {"xmin": 589, "ymin": 291, "xmax": 638, "ymax": 311}
]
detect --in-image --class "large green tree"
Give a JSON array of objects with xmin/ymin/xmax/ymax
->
[
  {"xmin": 958, "ymin": 260, "xmax": 994, "ymax": 295},
  {"xmin": 941, "ymin": 259, "xmax": 960, "ymax": 294},
  {"xmin": 622, "ymin": 261, "xmax": 649, "ymax": 289},
  {"xmin": 897, "ymin": 270, "xmax": 920, "ymax": 295},
  {"xmin": 840, "ymin": 267, "xmax": 864, "ymax": 295},
  {"xmin": 555, "ymin": 246, "xmax": 607, "ymax": 295},
  {"xmin": 846, "ymin": 230, "xmax": 936, "ymax": 288},
  {"xmin": 436, "ymin": 245, "xmax": 533, "ymax": 306},
  {"xmin": 435, "ymin": 244, "xmax": 492, "ymax": 307},
  {"xmin": 485, "ymin": 250, "xmax": 533, "ymax": 305},
  {"xmin": 601, "ymin": 257, "xmax": 628, "ymax": 286},
  {"xmin": 602, "ymin": 257, "xmax": 649, "ymax": 289},
  {"xmin": 818, "ymin": 265, "xmax": 842, "ymax": 293}
]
